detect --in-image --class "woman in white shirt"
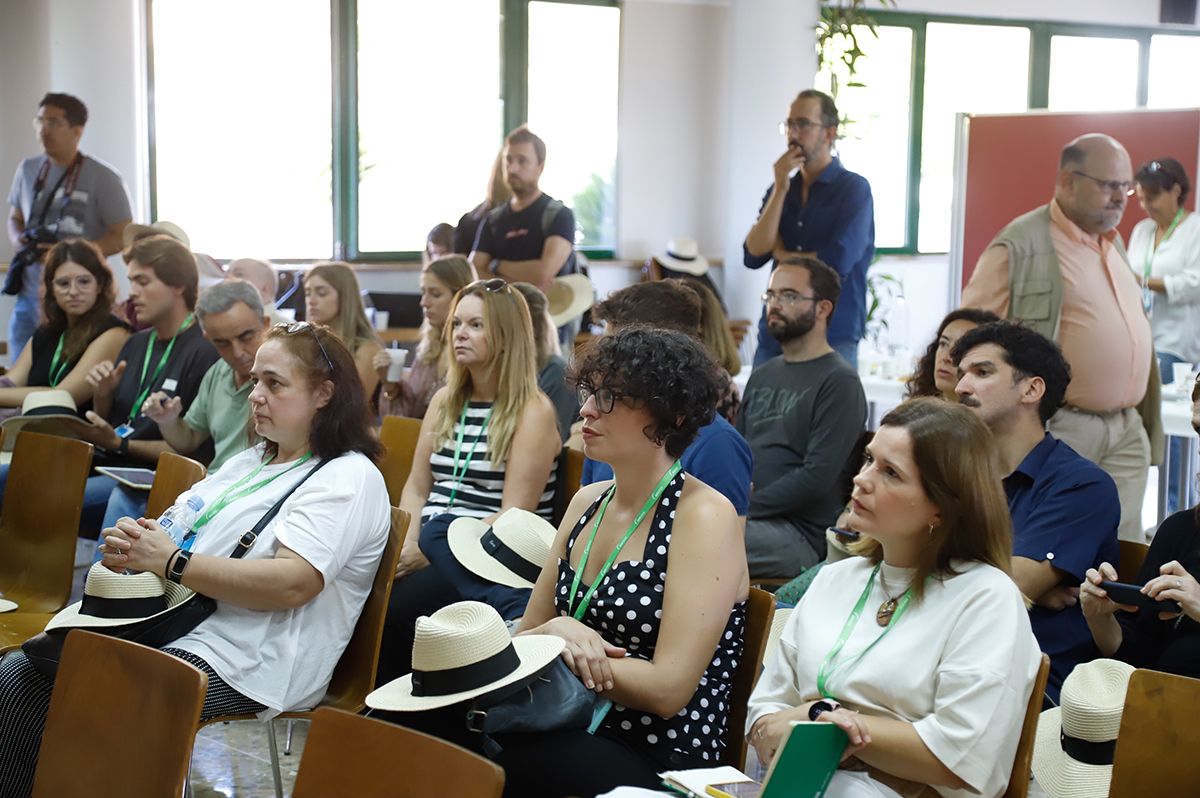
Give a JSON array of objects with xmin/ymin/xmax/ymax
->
[
  {"xmin": 747, "ymin": 398, "xmax": 1039, "ymax": 798},
  {"xmin": 0, "ymin": 322, "xmax": 391, "ymax": 796}
]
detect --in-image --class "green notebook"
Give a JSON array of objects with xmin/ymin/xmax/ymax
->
[{"xmin": 760, "ymin": 721, "xmax": 848, "ymax": 798}]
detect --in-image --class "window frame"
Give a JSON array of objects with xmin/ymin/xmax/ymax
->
[
  {"xmin": 835, "ymin": 8, "xmax": 1200, "ymax": 255},
  {"xmin": 145, "ymin": 0, "xmax": 618, "ymax": 263}
]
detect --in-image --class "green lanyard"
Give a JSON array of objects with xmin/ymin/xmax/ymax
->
[
  {"xmin": 567, "ymin": 460, "xmax": 682, "ymax": 621},
  {"xmin": 189, "ymin": 452, "xmax": 314, "ymax": 537},
  {"xmin": 445, "ymin": 403, "xmax": 494, "ymax": 509},
  {"xmin": 816, "ymin": 564, "xmax": 914, "ymax": 700},
  {"xmin": 1143, "ymin": 209, "xmax": 1186, "ymax": 315},
  {"xmin": 127, "ymin": 314, "xmax": 193, "ymax": 425},
  {"xmin": 47, "ymin": 332, "xmax": 70, "ymax": 387}
]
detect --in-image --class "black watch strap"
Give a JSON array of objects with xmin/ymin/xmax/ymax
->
[
  {"xmin": 167, "ymin": 548, "xmax": 192, "ymax": 583},
  {"xmin": 116, "ymin": 436, "xmax": 130, "ymax": 456},
  {"xmin": 809, "ymin": 699, "xmax": 841, "ymax": 721}
]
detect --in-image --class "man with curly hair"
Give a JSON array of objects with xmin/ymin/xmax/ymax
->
[{"xmin": 737, "ymin": 256, "xmax": 866, "ymax": 578}]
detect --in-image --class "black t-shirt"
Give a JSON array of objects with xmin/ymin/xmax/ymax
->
[
  {"xmin": 455, "ymin": 206, "xmax": 487, "ymax": 254},
  {"xmin": 28, "ymin": 314, "xmax": 130, "ymax": 390},
  {"xmin": 472, "ymin": 193, "xmax": 576, "ymax": 268},
  {"xmin": 1115, "ymin": 509, "xmax": 1200, "ymax": 678},
  {"xmin": 98, "ymin": 321, "xmax": 218, "ymax": 466}
]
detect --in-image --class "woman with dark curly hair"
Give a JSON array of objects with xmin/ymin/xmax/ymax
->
[
  {"xmin": 489, "ymin": 327, "xmax": 750, "ymax": 797},
  {"xmin": 905, "ymin": 308, "xmax": 1000, "ymax": 401}
]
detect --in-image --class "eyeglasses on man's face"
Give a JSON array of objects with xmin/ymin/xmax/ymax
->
[
  {"xmin": 276, "ymin": 321, "xmax": 334, "ymax": 372},
  {"xmin": 1072, "ymin": 170, "xmax": 1135, "ymax": 197},
  {"xmin": 778, "ymin": 117, "xmax": 825, "ymax": 136},
  {"xmin": 761, "ymin": 289, "xmax": 819, "ymax": 307}
]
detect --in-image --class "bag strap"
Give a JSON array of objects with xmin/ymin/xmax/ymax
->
[{"xmin": 227, "ymin": 458, "xmax": 331, "ymax": 560}]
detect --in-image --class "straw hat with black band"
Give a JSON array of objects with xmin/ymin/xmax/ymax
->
[
  {"xmin": 44, "ymin": 563, "xmax": 196, "ymax": 632},
  {"xmin": 447, "ymin": 508, "xmax": 557, "ymax": 589},
  {"xmin": 0, "ymin": 389, "xmax": 97, "ymax": 451},
  {"xmin": 1031, "ymin": 658, "xmax": 1135, "ymax": 798},
  {"xmin": 366, "ymin": 601, "xmax": 563, "ymax": 712},
  {"xmin": 656, "ymin": 237, "xmax": 709, "ymax": 277}
]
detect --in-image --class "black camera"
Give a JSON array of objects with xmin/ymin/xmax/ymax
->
[{"xmin": 4, "ymin": 226, "xmax": 58, "ymax": 296}]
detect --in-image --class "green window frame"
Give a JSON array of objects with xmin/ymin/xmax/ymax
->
[
  {"xmin": 839, "ymin": 9, "xmax": 1200, "ymax": 255},
  {"xmin": 148, "ymin": 0, "xmax": 618, "ymax": 263}
]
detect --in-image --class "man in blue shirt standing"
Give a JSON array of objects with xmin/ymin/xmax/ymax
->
[
  {"xmin": 954, "ymin": 321, "xmax": 1119, "ymax": 703},
  {"xmin": 744, "ymin": 89, "xmax": 874, "ymax": 369}
]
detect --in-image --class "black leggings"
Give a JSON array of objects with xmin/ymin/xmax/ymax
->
[
  {"xmin": 371, "ymin": 704, "xmax": 701, "ymax": 798},
  {"xmin": 0, "ymin": 648, "xmax": 264, "ymax": 798}
]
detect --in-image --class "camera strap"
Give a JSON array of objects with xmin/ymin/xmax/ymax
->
[{"xmin": 31, "ymin": 153, "xmax": 84, "ymax": 228}]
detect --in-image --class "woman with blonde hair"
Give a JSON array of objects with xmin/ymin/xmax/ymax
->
[
  {"xmin": 374, "ymin": 256, "xmax": 474, "ymax": 419},
  {"xmin": 748, "ymin": 398, "xmax": 1039, "ymax": 798},
  {"xmin": 304, "ymin": 261, "xmax": 382, "ymax": 396}
]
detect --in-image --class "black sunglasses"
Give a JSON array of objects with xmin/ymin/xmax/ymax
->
[
  {"xmin": 277, "ymin": 321, "xmax": 333, "ymax": 372},
  {"xmin": 466, "ymin": 278, "xmax": 511, "ymax": 294}
]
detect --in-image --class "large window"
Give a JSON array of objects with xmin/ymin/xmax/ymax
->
[
  {"xmin": 822, "ymin": 11, "xmax": 1200, "ymax": 254},
  {"xmin": 149, "ymin": 0, "xmax": 618, "ymax": 261}
]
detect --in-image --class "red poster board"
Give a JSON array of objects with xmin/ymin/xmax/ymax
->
[{"xmin": 958, "ymin": 108, "xmax": 1200, "ymax": 287}]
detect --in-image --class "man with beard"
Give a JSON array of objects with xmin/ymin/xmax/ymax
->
[
  {"xmin": 962, "ymin": 134, "xmax": 1157, "ymax": 542},
  {"xmin": 470, "ymin": 125, "xmax": 576, "ymax": 296},
  {"xmin": 744, "ymin": 89, "xmax": 874, "ymax": 369},
  {"xmin": 736, "ymin": 256, "xmax": 866, "ymax": 578},
  {"xmin": 953, "ymin": 320, "xmax": 1118, "ymax": 703}
]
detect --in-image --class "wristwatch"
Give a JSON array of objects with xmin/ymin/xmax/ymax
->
[
  {"xmin": 167, "ymin": 548, "xmax": 193, "ymax": 584},
  {"xmin": 809, "ymin": 699, "xmax": 841, "ymax": 721}
]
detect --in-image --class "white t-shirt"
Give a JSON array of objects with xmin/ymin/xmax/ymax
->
[
  {"xmin": 169, "ymin": 446, "xmax": 390, "ymax": 713},
  {"xmin": 747, "ymin": 557, "xmax": 1040, "ymax": 798},
  {"xmin": 1127, "ymin": 213, "xmax": 1200, "ymax": 363}
]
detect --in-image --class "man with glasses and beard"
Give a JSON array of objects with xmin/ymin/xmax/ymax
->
[
  {"xmin": 736, "ymin": 256, "xmax": 866, "ymax": 579},
  {"xmin": 962, "ymin": 134, "xmax": 1158, "ymax": 543},
  {"xmin": 744, "ymin": 89, "xmax": 874, "ymax": 369}
]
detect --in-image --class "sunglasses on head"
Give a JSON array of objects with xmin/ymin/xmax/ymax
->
[
  {"xmin": 276, "ymin": 321, "xmax": 333, "ymax": 372},
  {"xmin": 466, "ymin": 278, "xmax": 511, "ymax": 294}
]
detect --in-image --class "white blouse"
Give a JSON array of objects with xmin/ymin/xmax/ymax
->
[
  {"xmin": 747, "ymin": 557, "xmax": 1040, "ymax": 798},
  {"xmin": 1127, "ymin": 213, "xmax": 1200, "ymax": 363}
]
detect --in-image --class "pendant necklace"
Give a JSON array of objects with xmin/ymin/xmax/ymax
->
[{"xmin": 876, "ymin": 569, "xmax": 903, "ymax": 627}]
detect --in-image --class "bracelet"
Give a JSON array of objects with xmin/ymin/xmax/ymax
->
[{"xmin": 164, "ymin": 548, "xmax": 182, "ymax": 580}]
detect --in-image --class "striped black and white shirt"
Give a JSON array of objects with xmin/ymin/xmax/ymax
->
[{"xmin": 421, "ymin": 401, "xmax": 558, "ymax": 522}]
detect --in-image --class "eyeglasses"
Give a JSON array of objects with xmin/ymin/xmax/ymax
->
[
  {"xmin": 577, "ymin": 383, "xmax": 634, "ymax": 414},
  {"xmin": 52, "ymin": 275, "xmax": 96, "ymax": 293},
  {"xmin": 277, "ymin": 321, "xmax": 333, "ymax": 372},
  {"xmin": 32, "ymin": 116, "xmax": 69, "ymax": 131},
  {"xmin": 1072, "ymin": 171, "xmax": 1135, "ymax": 197},
  {"xmin": 467, "ymin": 278, "xmax": 511, "ymax": 294},
  {"xmin": 761, "ymin": 289, "xmax": 820, "ymax": 307},
  {"xmin": 778, "ymin": 117, "xmax": 826, "ymax": 135}
]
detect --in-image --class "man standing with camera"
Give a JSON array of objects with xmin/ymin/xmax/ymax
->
[{"xmin": 6, "ymin": 92, "xmax": 131, "ymax": 359}]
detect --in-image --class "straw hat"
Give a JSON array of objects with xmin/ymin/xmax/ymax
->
[
  {"xmin": 447, "ymin": 508, "xmax": 557, "ymax": 589},
  {"xmin": 0, "ymin": 389, "xmax": 94, "ymax": 452},
  {"xmin": 45, "ymin": 563, "xmax": 196, "ymax": 632},
  {"xmin": 1031, "ymin": 658, "xmax": 1135, "ymax": 798},
  {"xmin": 123, "ymin": 220, "xmax": 191, "ymax": 250},
  {"xmin": 548, "ymin": 273, "xmax": 594, "ymax": 327},
  {"xmin": 656, "ymin": 238, "xmax": 709, "ymax": 277},
  {"xmin": 365, "ymin": 601, "xmax": 564, "ymax": 712}
]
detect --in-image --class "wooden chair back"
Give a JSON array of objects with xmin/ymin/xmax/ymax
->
[
  {"xmin": 145, "ymin": 451, "xmax": 207, "ymax": 519},
  {"xmin": 724, "ymin": 587, "xmax": 776, "ymax": 769},
  {"xmin": 1117, "ymin": 540, "xmax": 1150, "ymax": 583},
  {"xmin": 293, "ymin": 707, "xmax": 503, "ymax": 798},
  {"xmin": 1002, "ymin": 653, "xmax": 1051, "ymax": 798},
  {"xmin": 32, "ymin": 630, "xmax": 207, "ymax": 798},
  {"xmin": 380, "ymin": 416, "xmax": 422, "ymax": 506},
  {"xmin": 319, "ymin": 507, "xmax": 409, "ymax": 711},
  {"xmin": 728, "ymin": 318, "xmax": 753, "ymax": 348},
  {"xmin": 0, "ymin": 432, "xmax": 93, "ymax": 612},
  {"xmin": 552, "ymin": 446, "xmax": 586, "ymax": 525},
  {"xmin": 1109, "ymin": 669, "xmax": 1200, "ymax": 797}
]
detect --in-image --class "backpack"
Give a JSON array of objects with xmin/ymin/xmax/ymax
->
[{"xmin": 486, "ymin": 197, "xmax": 578, "ymax": 276}]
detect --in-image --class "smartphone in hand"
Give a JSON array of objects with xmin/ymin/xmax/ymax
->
[{"xmin": 1099, "ymin": 581, "xmax": 1182, "ymax": 614}]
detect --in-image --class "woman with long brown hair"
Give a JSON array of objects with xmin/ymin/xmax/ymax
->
[
  {"xmin": 748, "ymin": 399, "xmax": 1039, "ymax": 798},
  {"xmin": 905, "ymin": 308, "xmax": 1000, "ymax": 401},
  {"xmin": 303, "ymin": 261, "xmax": 382, "ymax": 396}
]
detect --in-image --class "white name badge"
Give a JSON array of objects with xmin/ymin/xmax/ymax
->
[{"xmin": 162, "ymin": 378, "xmax": 179, "ymax": 392}]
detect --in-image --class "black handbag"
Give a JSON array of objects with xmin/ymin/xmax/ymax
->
[
  {"xmin": 465, "ymin": 658, "xmax": 599, "ymax": 757},
  {"xmin": 21, "ymin": 459, "xmax": 328, "ymax": 678}
]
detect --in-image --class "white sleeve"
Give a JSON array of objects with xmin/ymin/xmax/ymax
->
[
  {"xmin": 1162, "ymin": 224, "xmax": 1200, "ymax": 304},
  {"xmin": 911, "ymin": 577, "xmax": 1039, "ymax": 793}
]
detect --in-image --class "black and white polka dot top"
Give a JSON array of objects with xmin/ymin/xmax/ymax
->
[{"xmin": 554, "ymin": 470, "xmax": 748, "ymax": 763}]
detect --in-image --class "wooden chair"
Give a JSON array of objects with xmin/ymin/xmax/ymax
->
[
  {"xmin": 145, "ymin": 451, "xmax": 207, "ymax": 518},
  {"xmin": 727, "ymin": 318, "xmax": 753, "ymax": 348},
  {"xmin": 724, "ymin": 587, "xmax": 776, "ymax": 769},
  {"xmin": 1109, "ymin": 669, "xmax": 1200, "ymax": 797},
  {"xmin": 0, "ymin": 432, "xmax": 93, "ymax": 652},
  {"xmin": 293, "ymin": 707, "xmax": 504, "ymax": 798},
  {"xmin": 191, "ymin": 507, "xmax": 409, "ymax": 798},
  {"xmin": 1002, "ymin": 653, "xmax": 1051, "ymax": 798},
  {"xmin": 1117, "ymin": 540, "xmax": 1150, "ymax": 583},
  {"xmin": 552, "ymin": 446, "xmax": 586, "ymax": 525},
  {"xmin": 32, "ymin": 630, "xmax": 207, "ymax": 798},
  {"xmin": 380, "ymin": 416, "xmax": 422, "ymax": 506}
]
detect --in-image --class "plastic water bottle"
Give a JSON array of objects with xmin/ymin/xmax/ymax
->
[{"xmin": 158, "ymin": 494, "xmax": 206, "ymax": 547}]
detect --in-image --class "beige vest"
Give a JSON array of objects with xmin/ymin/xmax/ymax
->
[{"xmin": 987, "ymin": 205, "xmax": 1163, "ymax": 464}]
